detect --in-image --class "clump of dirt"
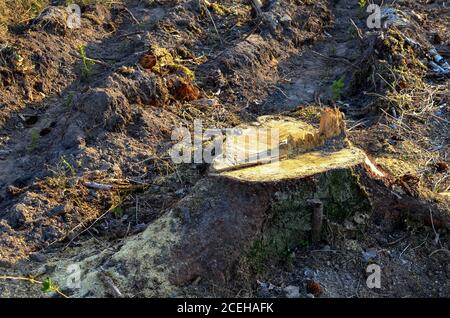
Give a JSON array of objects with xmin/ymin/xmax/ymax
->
[
  {"xmin": 31, "ymin": 6, "xmax": 70, "ymax": 35},
  {"xmin": 77, "ymin": 87, "xmax": 132, "ymax": 131}
]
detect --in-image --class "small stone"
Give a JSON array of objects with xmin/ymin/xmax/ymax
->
[
  {"xmin": 30, "ymin": 252, "xmax": 46, "ymax": 263},
  {"xmin": 280, "ymin": 14, "xmax": 292, "ymax": 27},
  {"xmin": 175, "ymin": 188, "xmax": 186, "ymax": 196},
  {"xmin": 191, "ymin": 98, "xmax": 220, "ymax": 110},
  {"xmin": 353, "ymin": 213, "xmax": 369, "ymax": 225},
  {"xmin": 362, "ymin": 248, "xmax": 378, "ymax": 263},
  {"xmin": 284, "ymin": 285, "xmax": 300, "ymax": 298},
  {"xmin": 304, "ymin": 268, "xmax": 316, "ymax": 279},
  {"xmin": 306, "ymin": 293, "xmax": 315, "ymax": 298},
  {"xmin": 344, "ymin": 219, "xmax": 355, "ymax": 230},
  {"xmin": 30, "ymin": 265, "xmax": 47, "ymax": 277}
]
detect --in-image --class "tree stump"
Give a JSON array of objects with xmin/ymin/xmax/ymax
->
[{"xmin": 52, "ymin": 109, "xmax": 449, "ymax": 297}]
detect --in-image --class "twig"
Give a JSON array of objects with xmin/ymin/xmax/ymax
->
[
  {"xmin": 202, "ymin": 0, "xmax": 224, "ymax": 46},
  {"xmin": 82, "ymin": 180, "xmax": 146, "ymax": 191},
  {"xmin": 399, "ymin": 242, "xmax": 412, "ymax": 258},
  {"xmin": 310, "ymin": 249, "xmax": 339, "ymax": 253},
  {"xmin": 0, "ymin": 276, "xmax": 41, "ymax": 284},
  {"xmin": 310, "ymin": 49, "xmax": 360, "ymax": 70},
  {"xmin": 118, "ymin": 30, "xmax": 144, "ymax": 38},
  {"xmin": 386, "ymin": 234, "xmax": 408, "ymax": 246},
  {"xmin": 429, "ymin": 249, "xmax": 450, "ymax": 257},
  {"xmin": 241, "ymin": 0, "xmax": 263, "ymax": 42},
  {"xmin": 429, "ymin": 209, "xmax": 443, "ymax": 248},
  {"xmin": 243, "ymin": 18, "xmax": 263, "ymax": 41},
  {"xmin": 123, "ymin": 7, "xmax": 140, "ymax": 24},
  {"xmin": 270, "ymin": 85, "xmax": 289, "ymax": 99},
  {"xmin": 135, "ymin": 195, "xmax": 139, "ymax": 224},
  {"xmin": 412, "ymin": 234, "xmax": 429, "ymax": 250},
  {"xmin": 63, "ymin": 208, "xmax": 112, "ymax": 249},
  {"xmin": 70, "ymin": 52, "xmax": 109, "ymax": 67},
  {"xmin": 348, "ymin": 119, "xmax": 368, "ymax": 131},
  {"xmin": 136, "ymin": 155, "xmax": 171, "ymax": 165},
  {"xmin": 350, "ymin": 18, "xmax": 363, "ymax": 40}
]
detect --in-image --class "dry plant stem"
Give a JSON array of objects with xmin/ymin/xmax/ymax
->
[
  {"xmin": 429, "ymin": 249, "xmax": 450, "ymax": 257},
  {"xmin": 0, "ymin": 276, "xmax": 69, "ymax": 298},
  {"xmin": 123, "ymin": 7, "xmax": 140, "ymax": 24},
  {"xmin": 429, "ymin": 209, "xmax": 443, "ymax": 248},
  {"xmin": 69, "ymin": 52, "xmax": 108, "ymax": 67},
  {"xmin": 239, "ymin": 0, "xmax": 263, "ymax": 43},
  {"xmin": 350, "ymin": 18, "xmax": 363, "ymax": 40},
  {"xmin": 310, "ymin": 49, "xmax": 360, "ymax": 70},
  {"xmin": 202, "ymin": 0, "xmax": 224, "ymax": 45},
  {"xmin": 63, "ymin": 207, "xmax": 114, "ymax": 249}
]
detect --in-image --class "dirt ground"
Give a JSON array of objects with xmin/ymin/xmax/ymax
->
[{"xmin": 0, "ymin": 0, "xmax": 448, "ymax": 298}]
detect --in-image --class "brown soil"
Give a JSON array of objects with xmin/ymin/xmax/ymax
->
[{"xmin": 0, "ymin": 0, "xmax": 448, "ymax": 298}]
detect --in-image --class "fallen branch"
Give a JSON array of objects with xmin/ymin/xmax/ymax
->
[{"xmin": 82, "ymin": 181, "xmax": 114, "ymax": 191}]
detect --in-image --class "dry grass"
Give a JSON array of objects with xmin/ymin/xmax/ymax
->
[{"xmin": 0, "ymin": 0, "xmax": 49, "ymax": 35}]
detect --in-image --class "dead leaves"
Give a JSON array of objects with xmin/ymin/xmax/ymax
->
[
  {"xmin": 435, "ymin": 161, "xmax": 448, "ymax": 173},
  {"xmin": 305, "ymin": 279, "xmax": 322, "ymax": 297},
  {"xmin": 138, "ymin": 46, "xmax": 201, "ymax": 103},
  {"xmin": 138, "ymin": 51, "xmax": 157, "ymax": 70},
  {"xmin": 175, "ymin": 81, "xmax": 201, "ymax": 101},
  {"xmin": 138, "ymin": 46, "xmax": 195, "ymax": 80}
]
